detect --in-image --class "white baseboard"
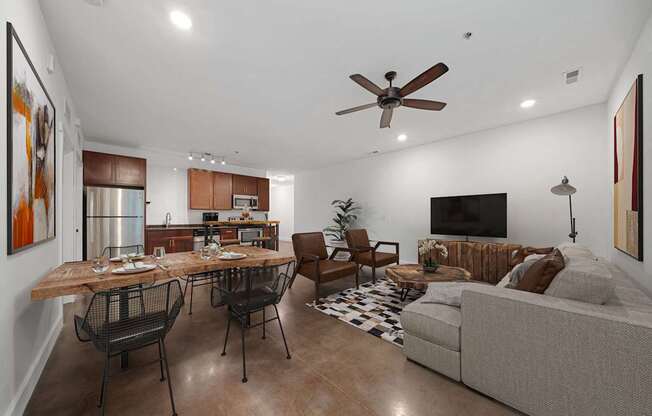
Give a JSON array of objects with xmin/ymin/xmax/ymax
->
[{"xmin": 4, "ymin": 316, "xmax": 63, "ymax": 416}]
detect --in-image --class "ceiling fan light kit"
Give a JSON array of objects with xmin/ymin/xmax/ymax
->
[{"xmin": 336, "ymin": 62, "xmax": 449, "ymax": 129}]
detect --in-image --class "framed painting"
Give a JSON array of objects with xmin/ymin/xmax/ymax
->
[
  {"xmin": 613, "ymin": 74, "xmax": 643, "ymax": 261},
  {"xmin": 6, "ymin": 22, "xmax": 56, "ymax": 254}
]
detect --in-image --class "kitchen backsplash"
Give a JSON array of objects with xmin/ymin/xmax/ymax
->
[{"xmin": 187, "ymin": 210, "xmax": 268, "ymax": 223}]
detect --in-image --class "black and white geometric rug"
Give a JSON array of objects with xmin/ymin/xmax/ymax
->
[{"xmin": 306, "ymin": 277, "xmax": 422, "ymax": 348}]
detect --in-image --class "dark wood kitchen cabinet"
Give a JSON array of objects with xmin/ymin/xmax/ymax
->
[
  {"xmin": 218, "ymin": 227, "xmax": 238, "ymax": 241},
  {"xmin": 83, "ymin": 151, "xmax": 146, "ymax": 188},
  {"xmin": 114, "ymin": 155, "xmax": 146, "ymax": 187},
  {"xmin": 232, "ymin": 174, "xmax": 258, "ymax": 195},
  {"xmin": 212, "ymin": 171, "xmax": 233, "ymax": 210},
  {"xmin": 188, "ymin": 169, "xmax": 270, "ymax": 211},
  {"xmin": 145, "ymin": 229, "xmax": 194, "ymax": 255},
  {"xmin": 188, "ymin": 169, "xmax": 214, "ymax": 210},
  {"xmin": 257, "ymin": 178, "xmax": 270, "ymax": 211}
]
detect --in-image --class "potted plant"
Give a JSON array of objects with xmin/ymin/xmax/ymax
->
[
  {"xmin": 418, "ymin": 239, "xmax": 448, "ymax": 273},
  {"xmin": 323, "ymin": 198, "xmax": 360, "ymax": 259}
]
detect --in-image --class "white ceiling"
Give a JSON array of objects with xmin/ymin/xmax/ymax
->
[{"xmin": 40, "ymin": 0, "xmax": 652, "ymax": 171}]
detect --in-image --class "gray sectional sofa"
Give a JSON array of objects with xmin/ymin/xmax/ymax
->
[{"xmin": 400, "ymin": 244, "xmax": 652, "ymax": 416}]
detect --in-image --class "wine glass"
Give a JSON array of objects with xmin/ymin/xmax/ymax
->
[
  {"xmin": 200, "ymin": 246, "xmax": 212, "ymax": 260},
  {"xmin": 91, "ymin": 256, "xmax": 110, "ymax": 275},
  {"xmin": 153, "ymin": 246, "xmax": 166, "ymax": 260}
]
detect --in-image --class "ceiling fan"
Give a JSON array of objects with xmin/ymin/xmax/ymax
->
[{"xmin": 335, "ymin": 62, "xmax": 449, "ymax": 128}]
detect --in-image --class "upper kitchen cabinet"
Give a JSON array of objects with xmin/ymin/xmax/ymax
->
[
  {"xmin": 232, "ymin": 174, "xmax": 258, "ymax": 195},
  {"xmin": 114, "ymin": 156, "xmax": 146, "ymax": 187},
  {"xmin": 188, "ymin": 169, "xmax": 214, "ymax": 210},
  {"xmin": 213, "ymin": 171, "xmax": 233, "ymax": 210},
  {"xmin": 257, "ymin": 178, "xmax": 270, "ymax": 211},
  {"xmin": 83, "ymin": 151, "xmax": 146, "ymax": 188}
]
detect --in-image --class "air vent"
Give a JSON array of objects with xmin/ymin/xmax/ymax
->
[
  {"xmin": 369, "ymin": 150, "xmax": 380, "ymax": 155},
  {"xmin": 564, "ymin": 68, "xmax": 581, "ymax": 84},
  {"xmin": 84, "ymin": 0, "xmax": 104, "ymax": 6}
]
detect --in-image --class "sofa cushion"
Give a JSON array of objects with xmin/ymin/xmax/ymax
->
[
  {"xmin": 400, "ymin": 299, "xmax": 461, "ymax": 351},
  {"xmin": 556, "ymin": 242, "xmax": 595, "ymax": 260},
  {"xmin": 545, "ymin": 256, "xmax": 614, "ymax": 305},
  {"xmin": 515, "ymin": 249, "xmax": 565, "ymax": 293}
]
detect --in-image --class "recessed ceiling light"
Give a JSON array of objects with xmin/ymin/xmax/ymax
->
[
  {"xmin": 210, "ymin": 158, "xmax": 216, "ymax": 164},
  {"xmin": 170, "ymin": 10, "xmax": 192, "ymax": 31},
  {"xmin": 397, "ymin": 134, "xmax": 407, "ymax": 142},
  {"xmin": 200, "ymin": 156, "xmax": 206, "ymax": 162},
  {"xmin": 520, "ymin": 99, "xmax": 536, "ymax": 109},
  {"xmin": 173, "ymin": 167, "xmax": 177, "ymax": 171},
  {"xmin": 188, "ymin": 154, "xmax": 193, "ymax": 160},
  {"xmin": 220, "ymin": 157, "xmax": 226, "ymax": 165}
]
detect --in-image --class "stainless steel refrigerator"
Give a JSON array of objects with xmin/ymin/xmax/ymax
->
[{"xmin": 84, "ymin": 186, "xmax": 145, "ymax": 259}]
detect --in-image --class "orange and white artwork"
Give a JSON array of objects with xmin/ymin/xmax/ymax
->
[
  {"xmin": 7, "ymin": 23, "xmax": 56, "ymax": 254},
  {"xmin": 613, "ymin": 75, "xmax": 643, "ymax": 261}
]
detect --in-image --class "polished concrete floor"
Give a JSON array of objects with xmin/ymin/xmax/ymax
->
[{"xmin": 25, "ymin": 242, "xmax": 518, "ymax": 416}]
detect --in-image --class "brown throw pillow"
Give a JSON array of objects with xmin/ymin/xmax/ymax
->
[{"xmin": 515, "ymin": 249, "xmax": 565, "ymax": 293}]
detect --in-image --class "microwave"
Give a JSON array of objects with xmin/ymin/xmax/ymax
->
[{"xmin": 233, "ymin": 194, "xmax": 258, "ymax": 210}]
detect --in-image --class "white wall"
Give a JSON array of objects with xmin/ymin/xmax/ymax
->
[
  {"xmin": 0, "ymin": 1, "xmax": 82, "ymax": 414},
  {"xmin": 607, "ymin": 14, "xmax": 652, "ymax": 292},
  {"xmin": 295, "ymin": 104, "xmax": 609, "ymax": 263},
  {"xmin": 83, "ymin": 141, "xmax": 271, "ymax": 225},
  {"xmin": 269, "ymin": 184, "xmax": 294, "ymax": 241}
]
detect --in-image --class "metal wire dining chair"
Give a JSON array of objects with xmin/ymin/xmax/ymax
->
[
  {"xmin": 74, "ymin": 280, "xmax": 184, "ymax": 416},
  {"xmin": 101, "ymin": 244, "xmax": 145, "ymax": 258},
  {"xmin": 211, "ymin": 261, "xmax": 295, "ymax": 383}
]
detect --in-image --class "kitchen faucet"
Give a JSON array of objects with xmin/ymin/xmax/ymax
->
[{"xmin": 165, "ymin": 212, "xmax": 172, "ymax": 228}]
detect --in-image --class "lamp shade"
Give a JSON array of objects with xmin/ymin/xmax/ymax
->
[{"xmin": 551, "ymin": 176, "xmax": 576, "ymax": 196}]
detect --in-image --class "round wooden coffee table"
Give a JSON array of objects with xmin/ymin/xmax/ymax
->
[{"xmin": 385, "ymin": 264, "xmax": 472, "ymax": 301}]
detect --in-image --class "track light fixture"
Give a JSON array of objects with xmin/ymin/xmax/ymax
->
[{"xmin": 187, "ymin": 152, "xmax": 227, "ymax": 165}]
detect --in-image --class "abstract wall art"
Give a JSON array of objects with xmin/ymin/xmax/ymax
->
[
  {"xmin": 613, "ymin": 74, "xmax": 643, "ymax": 261},
  {"xmin": 7, "ymin": 23, "xmax": 56, "ymax": 254}
]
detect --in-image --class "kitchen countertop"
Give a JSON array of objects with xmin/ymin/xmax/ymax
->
[
  {"xmin": 146, "ymin": 220, "xmax": 279, "ymax": 231},
  {"xmin": 204, "ymin": 220, "xmax": 280, "ymax": 226}
]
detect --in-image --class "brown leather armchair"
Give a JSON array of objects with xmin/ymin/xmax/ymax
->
[
  {"xmin": 289, "ymin": 232, "xmax": 360, "ymax": 304},
  {"xmin": 345, "ymin": 229, "xmax": 399, "ymax": 283}
]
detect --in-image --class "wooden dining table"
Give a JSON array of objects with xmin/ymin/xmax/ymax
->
[
  {"xmin": 31, "ymin": 245, "xmax": 295, "ymax": 368},
  {"xmin": 31, "ymin": 245, "xmax": 295, "ymax": 300}
]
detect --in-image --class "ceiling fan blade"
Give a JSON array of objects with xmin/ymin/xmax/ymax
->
[
  {"xmin": 335, "ymin": 102, "xmax": 377, "ymax": 116},
  {"xmin": 402, "ymin": 98, "xmax": 447, "ymax": 111},
  {"xmin": 399, "ymin": 63, "xmax": 449, "ymax": 97},
  {"xmin": 350, "ymin": 74, "xmax": 385, "ymax": 96},
  {"xmin": 380, "ymin": 108, "xmax": 393, "ymax": 128}
]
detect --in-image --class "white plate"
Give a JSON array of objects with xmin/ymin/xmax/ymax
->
[
  {"xmin": 218, "ymin": 252, "xmax": 247, "ymax": 260},
  {"xmin": 111, "ymin": 264, "xmax": 157, "ymax": 274},
  {"xmin": 110, "ymin": 254, "xmax": 146, "ymax": 262}
]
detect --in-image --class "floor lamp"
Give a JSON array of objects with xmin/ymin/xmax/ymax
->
[{"xmin": 551, "ymin": 176, "xmax": 578, "ymax": 243}]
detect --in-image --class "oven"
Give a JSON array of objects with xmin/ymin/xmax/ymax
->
[
  {"xmin": 233, "ymin": 194, "xmax": 258, "ymax": 210},
  {"xmin": 238, "ymin": 228, "xmax": 263, "ymax": 244}
]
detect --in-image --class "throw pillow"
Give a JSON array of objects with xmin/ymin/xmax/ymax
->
[
  {"xmin": 544, "ymin": 256, "xmax": 613, "ymax": 304},
  {"xmin": 515, "ymin": 249, "xmax": 565, "ymax": 293},
  {"xmin": 556, "ymin": 242, "xmax": 595, "ymax": 260},
  {"xmin": 505, "ymin": 254, "xmax": 545, "ymax": 288}
]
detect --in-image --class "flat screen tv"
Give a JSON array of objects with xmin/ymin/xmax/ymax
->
[{"xmin": 430, "ymin": 193, "xmax": 507, "ymax": 238}]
